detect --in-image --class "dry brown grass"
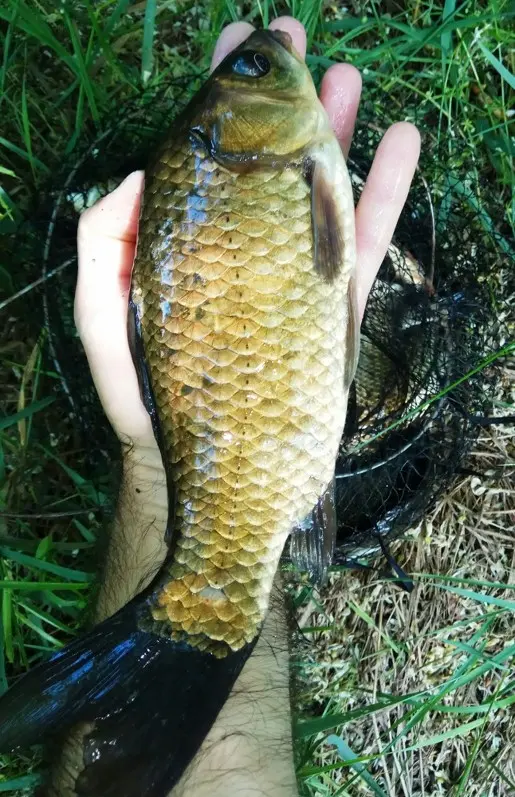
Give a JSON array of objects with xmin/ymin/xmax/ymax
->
[{"xmin": 296, "ymin": 360, "xmax": 515, "ymax": 796}]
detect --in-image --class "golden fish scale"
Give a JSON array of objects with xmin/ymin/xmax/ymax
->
[
  {"xmin": 355, "ymin": 334, "xmax": 406, "ymax": 418},
  {"xmin": 132, "ymin": 140, "xmax": 349, "ymax": 654}
]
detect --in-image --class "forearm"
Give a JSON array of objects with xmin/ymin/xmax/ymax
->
[
  {"xmin": 94, "ymin": 444, "xmax": 168, "ymax": 621},
  {"xmin": 99, "ymin": 447, "xmax": 298, "ymax": 797},
  {"xmin": 44, "ymin": 446, "xmax": 169, "ymax": 796},
  {"xmin": 173, "ymin": 587, "xmax": 298, "ymax": 797}
]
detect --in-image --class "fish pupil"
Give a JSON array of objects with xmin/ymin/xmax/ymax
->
[{"xmin": 231, "ymin": 51, "xmax": 270, "ymax": 78}]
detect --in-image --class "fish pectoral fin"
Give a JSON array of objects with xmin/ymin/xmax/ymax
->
[
  {"xmin": 289, "ymin": 479, "xmax": 337, "ymax": 587},
  {"xmin": 128, "ymin": 293, "xmax": 177, "ymax": 545},
  {"xmin": 309, "ymin": 142, "xmax": 361, "ymax": 392},
  {"xmin": 344, "ymin": 273, "xmax": 361, "ymax": 393},
  {"xmin": 128, "ymin": 293, "xmax": 160, "ymax": 431},
  {"xmin": 310, "ymin": 157, "xmax": 345, "ymax": 282}
]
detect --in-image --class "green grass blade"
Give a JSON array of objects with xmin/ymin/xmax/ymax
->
[
  {"xmin": 63, "ymin": 13, "xmax": 99, "ymax": 123},
  {"xmin": 0, "ymin": 776, "xmax": 42, "ymax": 792},
  {"xmin": 39, "ymin": 447, "xmax": 109, "ymax": 506},
  {"xmin": 403, "ymin": 718, "xmax": 485, "ymax": 752},
  {"xmin": 441, "ymin": 0, "xmax": 456, "ymax": 57},
  {"xmin": 440, "ymin": 639, "xmax": 510, "ymax": 672},
  {"xmin": 483, "ymin": 755, "xmax": 515, "ymax": 792},
  {"xmin": 0, "ymin": 134, "xmax": 50, "ymax": 174},
  {"xmin": 444, "ymin": 174, "xmax": 515, "ymax": 256},
  {"xmin": 105, "ymin": 0, "xmax": 133, "ymax": 35},
  {"xmin": 0, "ymin": 547, "xmax": 94, "ymax": 582},
  {"xmin": 0, "ymin": 614, "xmax": 7, "ymax": 695},
  {"xmin": 347, "ymin": 600, "xmax": 402, "ymax": 653},
  {"xmin": 20, "ymin": 66, "xmax": 36, "ymax": 181},
  {"xmin": 0, "ymin": 396, "xmax": 55, "ymax": 431},
  {"xmin": 350, "ymin": 342, "xmax": 515, "ymax": 453},
  {"xmin": 477, "ymin": 40, "xmax": 515, "ymax": 90},
  {"xmin": 1, "ymin": 586, "xmax": 13, "ymax": 664},
  {"xmin": 418, "ymin": 573, "xmax": 515, "ymax": 590},
  {"xmin": 327, "ymin": 735, "xmax": 388, "ymax": 797},
  {"xmin": 17, "ymin": 615, "xmax": 62, "ymax": 647},
  {"xmin": 434, "ymin": 694, "xmax": 515, "ymax": 714},
  {"xmin": 17, "ymin": 601, "xmax": 78, "ymax": 635},
  {"xmin": 0, "ymin": 11, "xmax": 15, "ymax": 98},
  {"xmin": 436, "ymin": 584, "xmax": 515, "ymax": 611},
  {"xmin": 142, "ymin": 0, "xmax": 158, "ymax": 84},
  {"xmin": 379, "ymin": 644, "xmax": 515, "ymax": 758},
  {"xmin": 0, "ymin": 581, "xmax": 89, "ymax": 591},
  {"xmin": 294, "ymin": 695, "xmax": 416, "ymax": 738},
  {"xmin": 0, "ymin": 2, "xmax": 76, "ymax": 75}
]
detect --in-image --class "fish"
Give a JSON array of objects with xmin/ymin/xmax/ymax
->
[{"xmin": 0, "ymin": 29, "xmax": 359, "ymax": 796}]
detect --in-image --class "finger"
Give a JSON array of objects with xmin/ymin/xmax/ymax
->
[
  {"xmin": 211, "ymin": 22, "xmax": 254, "ymax": 71},
  {"xmin": 211, "ymin": 15, "xmax": 308, "ymax": 73},
  {"xmin": 269, "ymin": 16, "xmax": 306, "ymax": 58},
  {"xmin": 77, "ymin": 170, "xmax": 144, "ymax": 296},
  {"xmin": 75, "ymin": 170, "xmax": 152, "ymax": 443},
  {"xmin": 320, "ymin": 64, "xmax": 362, "ymax": 158},
  {"xmin": 355, "ymin": 122, "xmax": 421, "ymax": 317}
]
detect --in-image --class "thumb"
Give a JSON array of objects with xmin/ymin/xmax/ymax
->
[{"xmin": 74, "ymin": 170, "xmax": 154, "ymax": 446}]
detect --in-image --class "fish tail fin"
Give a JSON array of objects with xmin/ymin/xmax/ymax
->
[{"xmin": 0, "ymin": 598, "xmax": 255, "ymax": 796}]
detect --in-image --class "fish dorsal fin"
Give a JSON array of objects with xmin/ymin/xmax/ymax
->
[{"xmin": 290, "ymin": 479, "xmax": 337, "ymax": 587}]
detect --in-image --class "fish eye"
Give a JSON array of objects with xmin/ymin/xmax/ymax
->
[{"xmin": 230, "ymin": 51, "xmax": 271, "ymax": 78}]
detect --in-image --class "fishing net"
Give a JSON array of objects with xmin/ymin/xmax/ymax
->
[
  {"xmin": 332, "ymin": 130, "xmax": 507, "ymax": 565},
  {"xmin": 9, "ymin": 83, "xmax": 508, "ymax": 570}
]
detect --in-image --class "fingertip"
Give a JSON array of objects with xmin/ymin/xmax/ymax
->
[
  {"xmin": 119, "ymin": 169, "xmax": 145, "ymax": 191},
  {"xmin": 82, "ymin": 169, "xmax": 144, "ymax": 218},
  {"xmin": 320, "ymin": 64, "xmax": 362, "ymax": 157},
  {"xmin": 371, "ymin": 122, "xmax": 421, "ymax": 198},
  {"xmin": 211, "ymin": 22, "xmax": 255, "ymax": 71},
  {"xmin": 355, "ymin": 121, "xmax": 421, "ymax": 315},
  {"xmin": 109, "ymin": 170, "xmax": 145, "ymax": 213},
  {"xmin": 322, "ymin": 62, "xmax": 361, "ymax": 86},
  {"xmin": 78, "ymin": 170, "xmax": 144, "ymax": 249},
  {"xmin": 269, "ymin": 16, "xmax": 306, "ymax": 59},
  {"xmin": 380, "ymin": 121, "xmax": 421, "ymax": 158}
]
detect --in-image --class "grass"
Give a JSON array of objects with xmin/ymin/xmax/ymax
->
[
  {"xmin": 293, "ymin": 414, "xmax": 515, "ymax": 795},
  {"xmin": 0, "ymin": 0, "xmax": 514, "ymax": 794}
]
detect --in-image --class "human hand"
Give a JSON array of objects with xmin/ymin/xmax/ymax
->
[{"xmin": 75, "ymin": 15, "xmax": 420, "ymax": 464}]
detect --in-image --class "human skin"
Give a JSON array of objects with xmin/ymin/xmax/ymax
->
[{"xmin": 66, "ymin": 15, "xmax": 421, "ymax": 797}]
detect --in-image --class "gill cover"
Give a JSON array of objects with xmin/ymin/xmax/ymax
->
[{"xmin": 182, "ymin": 29, "xmax": 322, "ymax": 164}]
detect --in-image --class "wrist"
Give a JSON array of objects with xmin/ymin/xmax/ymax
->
[
  {"xmin": 95, "ymin": 442, "xmax": 168, "ymax": 622},
  {"xmin": 121, "ymin": 441, "xmax": 168, "ymax": 519},
  {"xmin": 122, "ymin": 439, "xmax": 165, "ymax": 476},
  {"xmin": 173, "ymin": 585, "xmax": 297, "ymax": 797}
]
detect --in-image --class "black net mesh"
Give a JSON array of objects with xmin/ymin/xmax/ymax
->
[
  {"xmin": 11, "ymin": 83, "xmax": 507, "ymax": 566},
  {"xmin": 334, "ymin": 127, "xmax": 506, "ymax": 563}
]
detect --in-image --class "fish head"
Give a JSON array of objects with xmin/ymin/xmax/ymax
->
[{"xmin": 189, "ymin": 29, "xmax": 328, "ymax": 166}]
